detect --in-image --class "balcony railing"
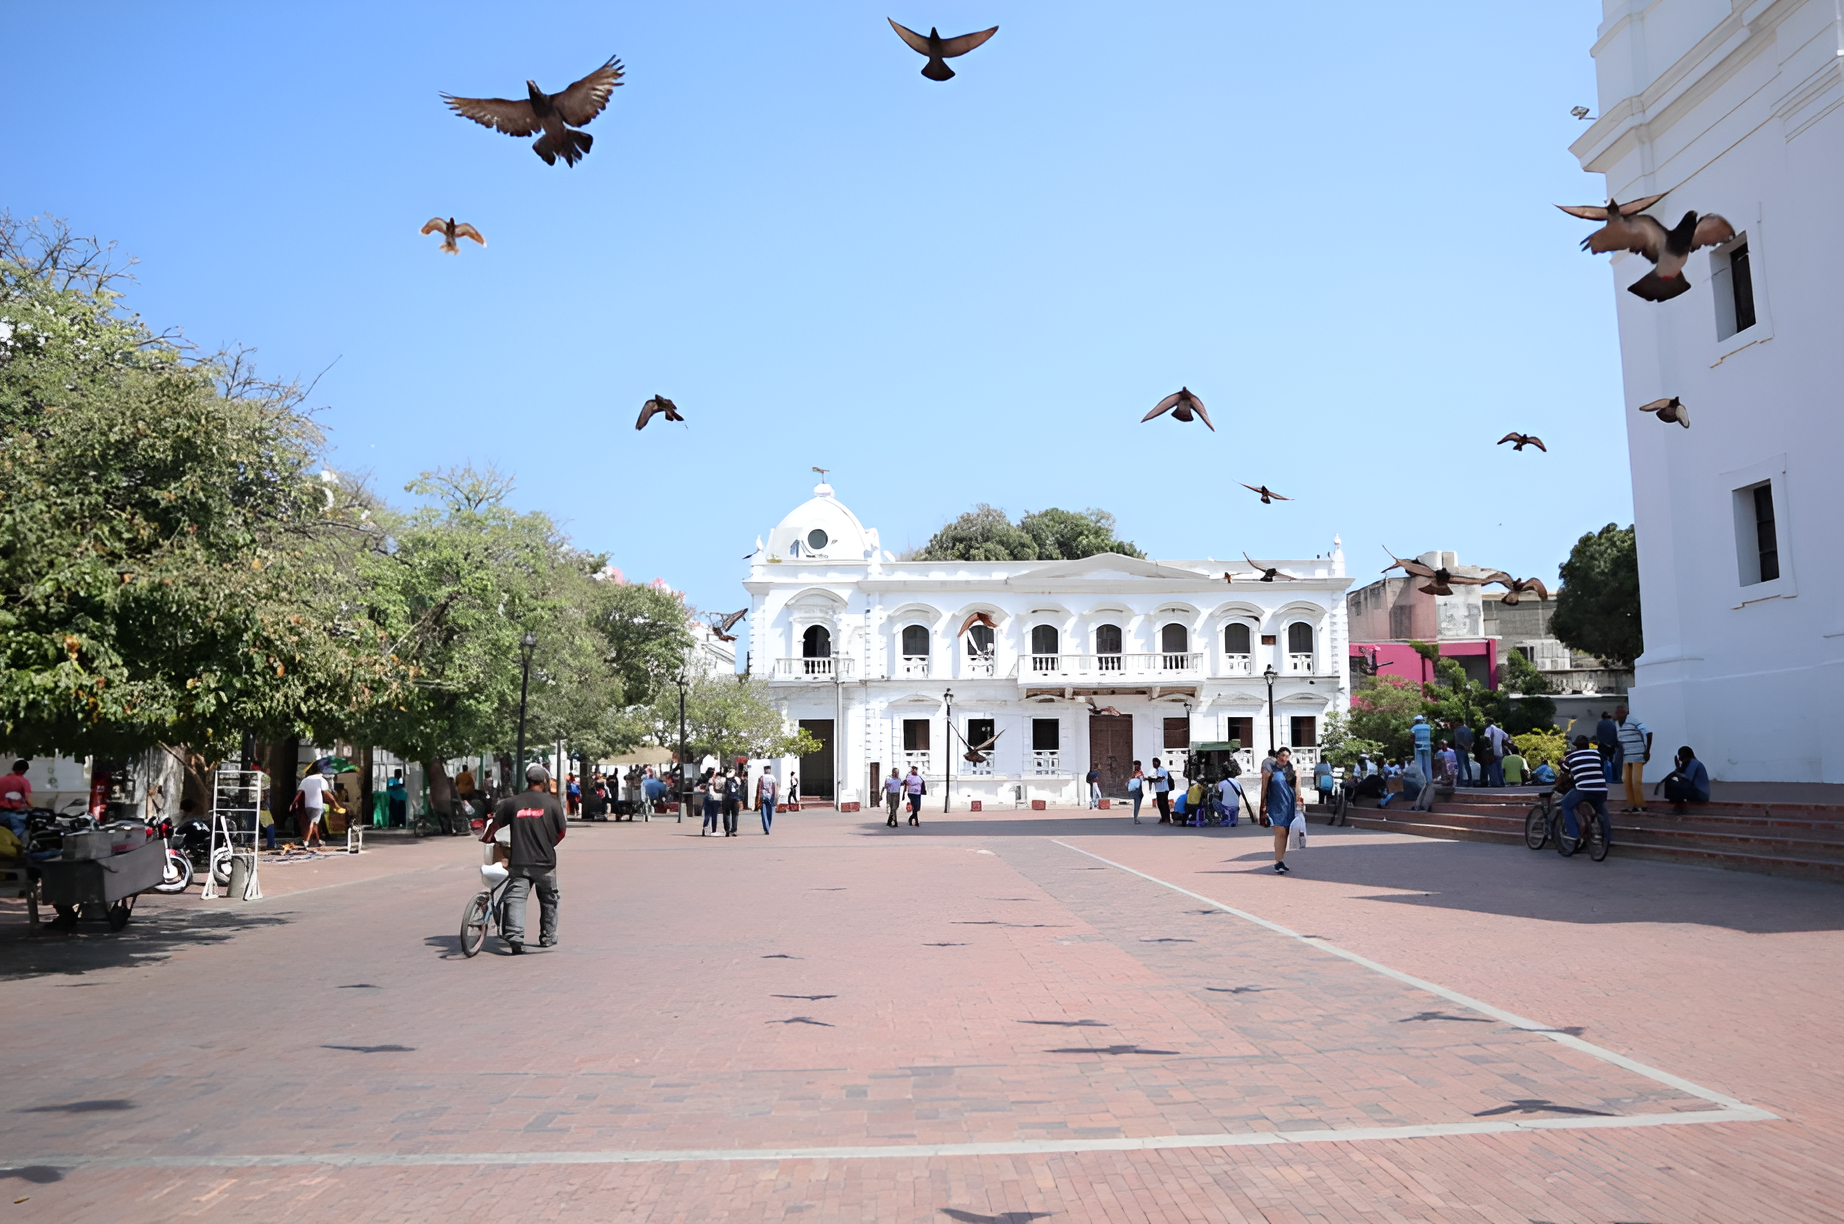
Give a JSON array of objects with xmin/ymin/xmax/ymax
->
[
  {"xmin": 1286, "ymin": 652, "xmax": 1316, "ymax": 674},
  {"xmin": 961, "ymin": 653, "xmax": 998, "ymax": 678},
  {"xmin": 1030, "ymin": 750, "xmax": 1061, "ymax": 774},
  {"xmin": 1221, "ymin": 654, "xmax": 1252, "ymax": 675},
  {"xmin": 773, "ymin": 656, "xmax": 856, "ymax": 679},
  {"xmin": 961, "ymin": 756, "xmax": 994, "ymax": 776},
  {"xmin": 899, "ymin": 655, "xmax": 931, "ymax": 678},
  {"xmin": 902, "ymin": 750, "xmax": 932, "ymax": 774},
  {"xmin": 1022, "ymin": 652, "xmax": 1204, "ymax": 679}
]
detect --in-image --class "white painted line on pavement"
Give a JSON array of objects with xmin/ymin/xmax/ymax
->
[{"xmin": 1051, "ymin": 839, "xmax": 1777, "ymax": 1121}]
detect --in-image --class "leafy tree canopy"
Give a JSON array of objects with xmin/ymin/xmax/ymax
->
[
  {"xmin": 645, "ymin": 673, "xmax": 818, "ymax": 767},
  {"xmin": 1550, "ymin": 523, "xmax": 1641, "ymax": 670},
  {"xmin": 913, "ymin": 504, "xmax": 1143, "ymax": 562}
]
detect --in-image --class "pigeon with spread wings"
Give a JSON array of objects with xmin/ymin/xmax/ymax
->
[
  {"xmin": 1382, "ymin": 548, "xmax": 1489, "ymax": 597},
  {"xmin": 1239, "ymin": 482, "xmax": 1289, "ymax": 504},
  {"xmin": 1638, "ymin": 396, "xmax": 1690, "ymax": 428},
  {"xmin": 1142, "ymin": 387, "xmax": 1213, "ymax": 431},
  {"xmin": 1482, "ymin": 574, "xmax": 1549, "ymax": 605},
  {"xmin": 1240, "ymin": 553, "xmax": 1299, "ymax": 583},
  {"xmin": 420, "ymin": 217, "xmax": 485, "ymax": 254},
  {"xmin": 888, "ymin": 19, "xmax": 998, "ymax": 81},
  {"xmin": 708, "ymin": 609, "xmax": 748, "ymax": 643},
  {"xmin": 636, "ymin": 395, "xmax": 683, "ymax": 431},
  {"xmin": 963, "ymin": 728, "xmax": 1005, "ymax": 764},
  {"xmin": 1497, "ymin": 432, "xmax": 1545, "ymax": 452},
  {"xmin": 442, "ymin": 55, "xmax": 624, "ymax": 167},
  {"xmin": 1557, "ymin": 195, "xmax": 1735, "ymax": 302}
]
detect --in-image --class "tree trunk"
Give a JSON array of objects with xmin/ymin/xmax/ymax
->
[
  {"xmin": 179, "ymin": 746, "xmax": 214, "ymax": 817},
  {"xmin": 425, "ymin": 759, "xmax": 454, "ymax": 831},
  {"xmin": 358, "ymin": 745, "xmax": 375, "ymax": 829}
]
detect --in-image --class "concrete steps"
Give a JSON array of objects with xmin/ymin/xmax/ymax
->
[{"xmin": 1340, "ymin": 787, "xmax": 1844, "ymax": 884}]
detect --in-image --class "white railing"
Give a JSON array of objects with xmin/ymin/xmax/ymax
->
[
  {"xmin": 1021, "ymin": 653, "xmax": 1205, "ymax": 679},
  {"xmin": 899, "ymin": 655, "xmax": 931, "ymax": 678},
  {"xmin": 962, "ymin": 653, "xmax": 998, "ymax": 678},
  {"xmin": 1031, "ymin": 750, "xmax": 1061, "ymax": 774},
  {"xmin": 1286, "ymin": 653, "xmax": 1316, "ymax": 674},
  {"xmin": 902, "ymin": 751, "xmax": 932, "ymax": 775},
  {"xmin": 1221, "ymin": 654, "xmax": 1252, "ymax": 675},
  {"xmin": 773, "ymin": 657, "xmax": 856, "ymax": 679},
  {"xmin": 1285, "ymin": 746, "xmax": 1321, "ymax": 768},
  {"xmin": 962, "ymin": 756, "xmax": 994, "ymax": 776}
]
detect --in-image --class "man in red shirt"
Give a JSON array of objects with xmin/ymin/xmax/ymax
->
[
  {"xmin": 482, "ymin": 763, "xmax": 566, "ymax": 954},
  {"xmin": 0, "ymin": 759, "xmax": 31, "ymax": 837}
]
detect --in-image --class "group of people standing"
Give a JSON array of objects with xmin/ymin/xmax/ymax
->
[
  {"xmin": 1120, "ymin": 753, "xmax": 1304, "ymax": 874},
  {"xmin": 696, "ymin": 766, "xmax": 784, "ymax": 837}
]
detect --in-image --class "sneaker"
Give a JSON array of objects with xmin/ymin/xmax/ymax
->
[
  {"xmin": 1273, "ymin": 861, "xmax": 1290, "ymax": 874},
  {"xmin": 507, "ymin": 942, "xmax": 525, "ymax": 955}
]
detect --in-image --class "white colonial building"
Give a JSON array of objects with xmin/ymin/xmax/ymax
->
[
  {"xmin": 1570, "ymin": 0, "xmax": 1844, "ymax": 781},
  {"xmin": 744, "ymin": 481, "xmax": 1352, "ymax": 807}
]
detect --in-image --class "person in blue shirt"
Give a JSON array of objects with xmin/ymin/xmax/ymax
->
[
  {"xmin": 1262, "ymin": 747, "xmax": 1298, "ymax": 874},
  {"xmin": 1659, "ymin": 746, "xmax": 1710, "ymax": 813},
  {"xmin": 1411, "ymin": 715, "xmax": 1432, "ymax": 782}
]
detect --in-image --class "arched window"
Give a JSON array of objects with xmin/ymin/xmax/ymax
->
[
  {"xmin": 1224, "ymin": 623, "xmax": 1251, "ymax": 654},
  {"xmin": 966, "ymin": 623, "xmax": 995, "ymax": 655},
  {"xmin": 1031, "ymin": 625, "xmax": 1059, "ymax": 655},
  {"xmin": 1287, "ymin": 623, "xmax": 1314, "ymax": 654},
  {"xmin": 1095, "ymin": 623, "xmax": 1122, "ymax": 671},
  {"xmin": 901, "ymin": 625, "xmax": 929, "ymax": 656},
  {"xmin": 1160, "ymin": 624, "xmax": 1189, "ymax": 654},
  {"xmin": 802, "ymin": 625, "xmax": 831, "ymax": 657}
]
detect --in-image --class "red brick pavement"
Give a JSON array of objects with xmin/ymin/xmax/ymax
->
[{"xmin": 2, "ymin": 807, "xmax": 1840, "ymax": 1222}]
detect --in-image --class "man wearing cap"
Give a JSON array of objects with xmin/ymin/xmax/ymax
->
[
  {"xmin": 483, "ymin": 763, "xmax": 566, "ymax": 954},
  {"xmin": 1411, "ymin": 715, "xmax": 1432, "ymax": 784}
]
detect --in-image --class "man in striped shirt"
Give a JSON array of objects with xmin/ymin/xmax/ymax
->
[
  {"xmin": 1560, "ymin": 735, "xmax": 1611, "ymax": 846},
  {"xmin": 1615, "ymin": 704, "xmax": 1653, "ymax": 814}
]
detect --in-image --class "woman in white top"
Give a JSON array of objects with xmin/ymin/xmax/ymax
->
[{"xmin": 1128, "ymin": 761, "xmax": 1145, "ymax": 824}]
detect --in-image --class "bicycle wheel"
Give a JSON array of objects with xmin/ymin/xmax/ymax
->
[
  {"xmin": 1523, "ymin": 803, "xmax": 1550, "ymax": 850},
  {"xmin": 153, "ymin": 849, "xmax": 194, "ymax": 893},
  {"xmin": 459, "ymin": 892, "xmax": 490, "ymax": 958},
  {"xmin": 1588, "ymin": 813, "xmax": 1610, "ymax": 861},
  {"xmin": 1555, "ymin": 811, "xmax": 1580, "ymax": 857}
]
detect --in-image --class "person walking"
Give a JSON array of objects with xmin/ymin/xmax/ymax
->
[
  {"xmin": 1086, "ymin": 766, "xmax": 1102, "ymax": 809},
  {"xmin": 483, "ymin": 763, "xmax": 565, "ymax": 953},
  {"xmin": 1560, "ymin": 734, "xmax": 1612, "ymax": 849},
  {"xmin": 1411, "ymin": 716, "xmax": 1432, "ymax": 782},
  {"xmin": 1261, "ymin": 747, "xmax": 1297, "ymax": 873},
  {"xmin": 721, "ymin": 769, "xmax": 742, "ymax": 836},
  {"xmin": 565, "ymin": 773, "xmax": 581, "ymax": 817},
  {"xmin": 1482, "ymin": 718, "xmax": 1509, "ymax": 787},
  {"xmin": 1150, "ymin": 758, "xmax": 1173, "ymax": 824},
  {"xmin": 1615, "ymin": 705, "xmax": 1653, "ymax": 814},
  {"xmin": 755, "ymin": 767, "xmax": 778, "ymax": 834},
  {"xmin": 1595, "ymin": 710, "xmax": 1621, "ymax": 784},
  {"xmin": 296, "ymin": 762, "xmax": 331, "ymax": 848},
  {"xmin": 1128, "ymin": 761, "xmax": 1145, "ymax": 823},
  {"xmin": 883, "ymin": 768, "xmax": 903, "ymax": 827},
  {"xmin": 699, "ymin": 775, "xmax": 719, "ymax": 836},
  {"xmin": 386, "ymin": 769, "xmax": 408, "ymax": 828},
  {"xmin": 1451, "ymin": 721, "xmax": 1476, "ymax": 788},
  {"xmin": 903, "ymin": 766, "xmax": 925, "ymax": 826}
]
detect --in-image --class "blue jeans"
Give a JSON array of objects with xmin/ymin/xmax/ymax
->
[
  {"xmin": 1486, "ymin": 760, "xmax": 1505, "ymax": 787},
  {"xmin": 760, "ymin": 800, "xmax": 775, "ymax": 833},
  {"xmin": 503, "ymin": 868, "xmax": 559, "ymax": 946},
  {"xmin": 1560, "ymin": 789, "xmax": 1611, "ymax": 843},
  {"xmin": 1455, "ymin": 751, "xmax": 1474, "ymax": 785},
  {"xmin": 1131, "ymin": 790, "xmax": 1143, "ymax": 819},
  {"xmin": 1414, "ymin": 747, "xmax": 1431, "ymax": 781}
]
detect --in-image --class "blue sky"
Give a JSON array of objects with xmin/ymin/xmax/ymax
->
[{"xmin": 3, "ymin": 1, "xmax": 1624, "ymax": 610}]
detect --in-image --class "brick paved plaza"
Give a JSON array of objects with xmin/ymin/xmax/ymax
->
[{"xmin": 3, "ymin": 809, "xmax": 1841, "ymax": 1222}]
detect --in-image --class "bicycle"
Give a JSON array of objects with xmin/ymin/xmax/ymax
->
[
  {"xmin": 1525, "ymin": 790, "xmax": 1609, "ymax": 861},
  {"xmin": 459, "ymin": 858, "xmax": 514, "ymax": 958}
]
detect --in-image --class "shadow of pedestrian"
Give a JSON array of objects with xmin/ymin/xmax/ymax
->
[{"xmin": 0, "ymin": 1167, "xmax": 64, "ymax": 1184}]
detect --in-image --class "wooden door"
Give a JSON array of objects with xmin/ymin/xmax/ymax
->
[{"xmin": 1088, "ymin": 714, "xmax": 1132, "ymax": 796}]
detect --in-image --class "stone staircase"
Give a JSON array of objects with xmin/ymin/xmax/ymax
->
[{"xmin": 1336, "ymin": 788, "xmax": 1844, "ymax": 884}]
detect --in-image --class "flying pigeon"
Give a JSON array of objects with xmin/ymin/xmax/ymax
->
[
  {"xmin": 888, "ymin": 19, "xmax": 998, "ymax": 81},
  {"xmin": 1638, "ymin": 396, "xmax": 1690, "ymax": 428},
  {"xmin": 1382, "ymin": 548, "xmax": 1489, "ymax": 597},
  {"xmin": 1241, "ymin": 553, "xmax": 1299, "ymax": 583},
  {"xmin": 1142, "ymin": 387, "xmax": 1214, "ymax": 431},
  {"xmin": 709, "ymin": 609, "xmax": 748, "ymax": 642},
  {"xmin": 420, "ymin": 217, "xmax": 485, "ymax": 254},
  {"xmin": 1558, "ymin": 195, "xmax": 1735, "ymax": 302},
  {"xmin": 442, "ymin": 55, "xmax": 624, "ymax": 167},
  {"xmin": 1481, "ymin": 574, "xmax": 1549, "ymax": 605},
  {"xmin": 1239, "ymin": 482, "xmax": 1289, "ymax": 504},
  {"xmin": 1497, "ymin": 432, "xmax": 1545, "ymax": 452},
  {"xmin": 963, "ymin": 728, "xmax": 1005, "ymax": 763},
  {"xmin": 958, "ymin": 611, "xmax": 998, "ymax": 637},
  {"xmin": 635, "ymin": 395, "xmax": 683, "ymax": 431}
]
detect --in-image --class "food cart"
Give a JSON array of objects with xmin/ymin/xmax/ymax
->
[{"xmin": 36, "ymin": 835, "xmax": 168, "ymax": 930}]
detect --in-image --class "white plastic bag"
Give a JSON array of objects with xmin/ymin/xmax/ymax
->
[{"xmin": 1288, "ymin": 814, "xmax": 1307, "ymax": 850}]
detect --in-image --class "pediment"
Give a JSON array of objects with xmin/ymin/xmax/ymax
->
[{"xmin": 1011, "ymin": 553, "xmax": 1210, "ymax": 584}]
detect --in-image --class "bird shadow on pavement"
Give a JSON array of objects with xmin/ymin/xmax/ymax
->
[
  {"xmin": 940, "ymin": 1211, "xmax": 1052, "ymax": 1223},
  {"xmin": 0, "ymin": 1166, "xmax": 65, "ymax": 1184},
  {"xmin": 0, "ymin": 905, "xmax": 292, "ymax": 982},
  {"xmin": 16, "ymin": 1099, "xmax": 135, "ymax": 1113}
]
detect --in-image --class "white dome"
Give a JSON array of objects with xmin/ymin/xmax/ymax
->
[{"xmin": 766, "ymin": 482, "xmax": 874, "ymax": 561}]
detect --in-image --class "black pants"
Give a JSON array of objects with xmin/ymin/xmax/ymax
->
[
  {"xmin": 907, "ymin": 792, "xmax": 922, "ymax": 824},
  {"xmin": 1154, "ymin": 791, "xmax": 1171, "ymax": 822},
  {"xmin": 722, "ymin": 801, "xmax": 738, "ymax": 835}
]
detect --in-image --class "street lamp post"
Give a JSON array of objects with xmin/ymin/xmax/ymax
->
[
  {"xmin": 1263, "ymin": 664, "xmax": 1277, "ymax": 757},
  {"xmin": 515, "ymin": 632, "xmax": 537, "ymax": 787},
  {"xmin": 943, "ymin": 688, "xmax": 954, "ymax": 814},
  {"xmin": 677, "ymin": 671, "xmax": 690, "ymax": 816}
]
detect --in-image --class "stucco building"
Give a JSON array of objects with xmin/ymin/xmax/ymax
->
[
  {"xmin": 744, "ymin": 481, "xmax": 1352, "ymax": 807},
  {"xmin": 1569, "ymin": 0, "xmax": 1843, "ymax": 780}
]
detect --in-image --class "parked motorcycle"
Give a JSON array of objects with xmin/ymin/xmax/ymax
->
[
  {"xmin": 145, "ymin": 815, "xmax": 197, "ymax": 893},
  {"xmin": 162, "ymin": 814, "xmax": 231, "ymax": 888}
]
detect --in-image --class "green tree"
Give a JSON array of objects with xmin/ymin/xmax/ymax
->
[
  {"xmin": 914, "ymin": 504, "xmax": 1143, "ymax": 562},
  {"xmin": 1498, "ymin": 647, "xmax": 1551, "ymax": 694},
  {"xmin": 0, "ymin": 214, "xmax": 365, "ymax": 758},
  {"xmin": 1317, "ymin": 710, "xmax": 1384, "ymax": 769},
  {"xmin": 1551, "ymin": 523, "xmax": 1641, "ymax": 669},
  {"xmin": 646, "ymin": 673, "xmax": 819, "ymax": 766},
  {"xmin": 1346, "ymin": 674, "xmax": 1423, "ymax": 759}
]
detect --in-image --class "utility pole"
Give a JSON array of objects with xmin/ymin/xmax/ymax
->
[{"xmin": 516, "ymin": 632, "xmax": 537, "ymax": 787}]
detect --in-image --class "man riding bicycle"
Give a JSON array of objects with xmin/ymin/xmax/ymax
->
[{"xmin": 1558, "ymin": 735, "xmax": 1612, "ymax": 848}]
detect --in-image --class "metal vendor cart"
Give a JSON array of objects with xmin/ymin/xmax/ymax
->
[{"xmin": 36, "ymin": 838, "xmax": 168, "ymax": 931}]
